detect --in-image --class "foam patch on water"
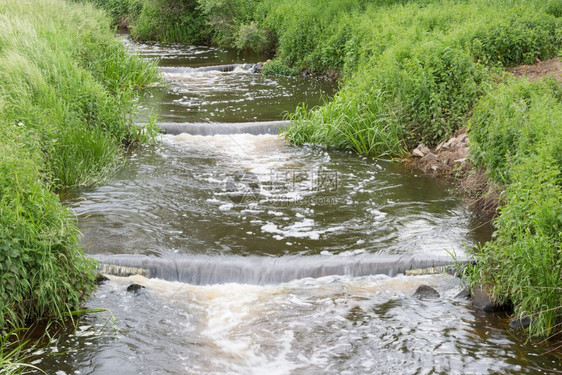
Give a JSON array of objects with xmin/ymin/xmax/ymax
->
[
  {"xmin": 100, "ymin": 273, "xmax": 462, "ymax": 373},
  {"xmin": 260, "ymin": 218, "xmax": 344, "ymax": 240},
  {"xmin": 163, "ymin": 133, "xmax": 286, "ymax": 160}
]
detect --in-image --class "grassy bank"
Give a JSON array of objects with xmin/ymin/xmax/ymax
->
[
  {"xmin": 0, "ymin": 0, "xmax": 158, "ymax": 342},
  {"xmin": 466, "ymin": 78, "xmax": 561, "ymax": 338}
]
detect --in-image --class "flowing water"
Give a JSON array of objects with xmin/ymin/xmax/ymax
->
[{"xmin": 37, "ymin": 39, "xmax": 561, "ymax": 374}]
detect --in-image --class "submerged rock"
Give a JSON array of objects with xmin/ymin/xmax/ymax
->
[
  {"xmin": 413, "ymin": 285, "xmax": 440, "ymax": 299},
  {"xmin": 471, "ymin": 284, "xmax": 511, "ymax": 312},
  {"xmin": 95, "ymin": 273, "xmax": 109, "ymax": 285},
  {"xmin": 454, "ymin": 288, "xmax": 471, "ymax": 299},
  {"xmin": 509, "ymin": 316, "xmax": 531, "ymax": 330},
  {"xmin": 127, "ymin": 284, "xmax": 145, "ymax": 293}
]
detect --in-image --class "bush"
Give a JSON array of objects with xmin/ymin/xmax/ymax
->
[
  {"xmin": 261, "ymin": 59, "xmax": 300, "ymax": 76},
  {"xmin": 469, "ymin": 78, "xmax": 562, "ymax": 183},
  {"xmin": 0, "ymin": 0, "xmax": 158, "ymax": 329},
  {"xmin": 234, "ymin": 22, "xmax": 271, "ymax": 53},
  {"xmin": 0, "ymin": 132, "xmax": 96, "ymax": 328},
  {"xmin": 280, "ymin": 0, "xmax": 561, "ymax": 155},
  {"xmin": 466, "ymin": 79, "xmax": 562, "ymax": 337}
]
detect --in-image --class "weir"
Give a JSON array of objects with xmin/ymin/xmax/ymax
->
[
  {"xmin": 156, "ymin": 120, "xmax": 290, "ymax": 135},
  {"xmin": 93, "ymin": 254, "xmax": 464, "ymax": 285},
  {"xmin": 160, "ymin": 63, "xmax": 256, "ymax": 74}
]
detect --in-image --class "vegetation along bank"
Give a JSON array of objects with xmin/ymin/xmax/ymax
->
[{"xmin": 0, "ymin": 0, "xmax": 158, "ymax": 352}]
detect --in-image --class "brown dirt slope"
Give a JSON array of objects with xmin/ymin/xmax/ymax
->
[{"xmin": 508, "ymin": 57, "xmax": 562, "ymax": 82}]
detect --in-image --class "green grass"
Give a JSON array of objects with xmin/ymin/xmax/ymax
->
[
  {"xmin": 279, "ymin": 0, "xmax": 561, "ymax": 154},
  {"xmin": 0, "ymin": 0, "xmax": 158, "ymax": 338},
  {"xmin": 0, "ymin": 329, "xmax": 44, "ymax": 375},
  {"xmin": 465, "ymin": 78, "xmax": 562, "ymax": 338},
  {"xmin": 82, "ymin": 0, "xmax": 210, "ymax": 44}
]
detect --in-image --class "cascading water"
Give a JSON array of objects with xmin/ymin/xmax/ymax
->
[{"xmin": 36, "ymin": 37, "xmax": 561, "ymax": 374}]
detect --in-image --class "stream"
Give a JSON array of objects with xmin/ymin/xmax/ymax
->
[{"xmin": 37, "ymin": 38, "xmax": 561, "ymax": 374}]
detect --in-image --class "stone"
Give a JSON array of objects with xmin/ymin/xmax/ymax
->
[
  {"xmin": 95, "ymin": 273, "xmax": 109, "ymax": 285},
  {"xmin": 412, "ymin": 148, "xmax": 425, "ymax": 157},
  {"xmin": 453, "ymin": 158, "xmax": 467, "ymax": 164},
  {"xmin": 417, "ymin": 143, "xmax": 430, "ymax": 155},
  {"xmin": 127, "ymin": 284, "xmax": 145, "ymax": 293},
  {"xmin": 457, "ymin": 146, "xmax": 469, "ymax": 158},
  {"xmin": 457, "ymin": 133, "xmax": 468, "ymax": 144},
  {"xmin": 471, "ymin": 284, "xmax": 504, "ymax": 312},
  {"xmin": 421, "ymin": 152, "xmax": 438, "ymax": 162},
  {"xmin": 435, "ymin": 141, "xmax": 445, "ymax": 152},
  {"xmin": 442, "ymin": 137, "xmax": 457, "ymax": 150},
  {"xmin": 454, "ymin": 288, "xmax": 471, "ymax": 299},
  {"xmin": 413, "ymin": 285, "xmax": 440, "ymax": 299},
  {"xmin": 509, "ymin": 316, "xmax": 531, "ymax": 330}
]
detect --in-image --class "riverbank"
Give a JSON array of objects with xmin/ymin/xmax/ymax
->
[{"xmin": 0, "ymin": 0, "xmax": 158, "ymax": 363}]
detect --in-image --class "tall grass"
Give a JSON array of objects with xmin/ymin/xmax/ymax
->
[
  {"xmin": 279, "ymin": 0, "xmax": 561, "ymax": 153},
  {"xmin": 0, "ymin": 329, "xmax": 43, "ymax": 375},
  {"xmin": 465, "ymin": 78, "xmax": 562, "ymax": 338},
  {"xmin": 82, "ymin": 0, "xmax": 210, "ymax": 44},
  {"xmin": 0, "ymin": 0, "xmax": 158, "ymax": 336}
]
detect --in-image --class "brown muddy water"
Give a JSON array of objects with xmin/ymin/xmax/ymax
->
[{"xmin": 34, "ymin": 38, "xmax": 561, "ymax": 374}]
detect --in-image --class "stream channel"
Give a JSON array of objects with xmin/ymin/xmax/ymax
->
[{"xmin": 37, "ymin": 37, "xmax": 561, "ymax": 374}]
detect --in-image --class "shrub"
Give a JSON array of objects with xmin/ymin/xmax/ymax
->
[
  {"xmin": 0, "ymin": 0, "xmax": 158, "ymax": 330},
  {"xmin": 261, "ymin": 59, "xmax": 300, "ymax": 76},
  {"xmin": 280, "ymin": 0, "xmax": 561, "ymax": 155},
  {"xmin": 468, "ymin": 78, "xmax": 562, "ymax": 183},
  {"xmin": 234, "ymin": 22, "xmax": 271, "ymax": 53},
  {"xmin": 466, "ymin": 78, "xmax": 562, "ymax": 338}
]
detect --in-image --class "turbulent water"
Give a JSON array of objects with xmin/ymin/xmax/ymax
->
[{"xmin": 38, "ymin": 38, "xmax": 562, "ymax": 374}]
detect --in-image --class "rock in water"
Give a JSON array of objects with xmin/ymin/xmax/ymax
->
[
  {"xmin": 454, "ymin": 288, "xmax": 471, "ymax": 299},
  {"xmin": 509, "ymin": 317, "xmax": 531, "ymax": 330},
  {"xmin": 413, "ymin": 285, "xmax": 440, "ymax": 299},
  {"xmin": 95, "ymin": 273, "xmax": 109, "ymax": 285},
  {"xmin": 127, "ymin": 284, "xmax": 145, "ymax": 293},
  {"xmin": 471, "ymin": 284, "xmax": 509, "ymax": 312}
]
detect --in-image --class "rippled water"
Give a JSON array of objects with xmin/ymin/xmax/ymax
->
[
  {"xmin": 38, "ymin": 275, "xmax": 561, "ymax": 374},
  {"xmin": 36, "ymin": 38, "xmax": 561, "ymax": 374},
  {"xmin": 67, "ymin": 134, "xmax": 483, "ymax": 258},
  {"xmin": 126, "ymin": 39, "xmax": 334, "ymax": 124}
]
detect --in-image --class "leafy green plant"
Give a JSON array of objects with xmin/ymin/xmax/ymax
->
[
  {"xmin": 234, "ymin": 22, "xmax": 270, "ymax": 53},
  {"xmin": 466, "ymin": 78, "xmax": 562, "ymax": 338},
  {"xmin": 261, "ymin": 59, "xmax": 300, "ymax": 76},
  {"xmin": 0, "ymin": 0, "xmax": 158, "ymax": 333}
]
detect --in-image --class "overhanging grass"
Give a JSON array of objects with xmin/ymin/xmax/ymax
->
[{"xmin": 0, "ymin": 0, "xmax": 158, "ymax": 333}]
